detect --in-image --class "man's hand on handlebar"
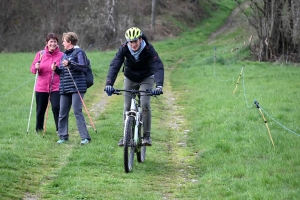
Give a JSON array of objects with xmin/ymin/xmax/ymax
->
[
  {"xmin": 104, "ymin": 85, "xmax": 115, "ymax": 96},
  {"xmin": 151, "ymin": 86, "xmax": 163, "ymax": 95}
]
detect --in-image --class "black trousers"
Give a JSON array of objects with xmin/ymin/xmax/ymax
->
[{"xmin": 35, "ymin": 91, "xmax": 60, "ymax": 132}]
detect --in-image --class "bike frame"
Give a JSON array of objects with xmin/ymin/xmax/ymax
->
[
  {"xmin": 124, "ymin": 94, "xmax": 142, "ymax": 147},
  {"xmin": 110, "ymin": 88, "xmax": 157, "ymax": 172}
]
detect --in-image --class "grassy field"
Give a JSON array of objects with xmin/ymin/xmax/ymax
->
[{"xmin": 1, "ymin": 0, "xmax": 300, "ymax": 199}]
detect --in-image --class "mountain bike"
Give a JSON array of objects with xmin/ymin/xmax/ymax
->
[{"xmin": 112, "ymin": 89, "xmax": 155, "ymax": 173}]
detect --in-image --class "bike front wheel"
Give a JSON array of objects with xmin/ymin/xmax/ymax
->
[{"xmin": 124, "ymin": 116, "xmax": 135, "ymax": 173}]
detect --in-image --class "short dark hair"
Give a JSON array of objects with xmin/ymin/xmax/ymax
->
[{"xmin": 46, "ymin": 33, "xmax": 59, "ymax": 43}]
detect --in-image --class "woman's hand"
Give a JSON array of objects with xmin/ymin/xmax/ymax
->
[
  {"xmin": 62, "ymin": 59, "xmax": 69, "ymax": 67},
  {"xmin": 51, "ymin": 62, "xmax": 57, "ymax": 71},
  {"xmin": 35, "ymin": 62, "xmax": 40, "ymax": 70}
]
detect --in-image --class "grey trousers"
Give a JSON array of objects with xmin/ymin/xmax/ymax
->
[
  {"xmin": 123, "ymin": 76, "xmax": 154, "ymax": 135},
  {"xmin": 58, "ymin": 93, "xmax": 91, "ymax": 141}
]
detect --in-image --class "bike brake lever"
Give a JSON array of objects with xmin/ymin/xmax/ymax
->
[{"xmin": 114, "ymin": 91, "xmax": 122, "ymax": 95}]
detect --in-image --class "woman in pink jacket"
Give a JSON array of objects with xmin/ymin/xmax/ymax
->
[{"xmin": 30, "ymin": 33, "xmax": 64, "ymax": 134}]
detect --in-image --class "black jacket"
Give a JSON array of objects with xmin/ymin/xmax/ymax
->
[
  {"xmin": 55, "ymin": 48, "xmax": 88, "ymax": 94},
  {"xmin": 106, "ymin": 35, "xmax": 164, "ymax": 87}
]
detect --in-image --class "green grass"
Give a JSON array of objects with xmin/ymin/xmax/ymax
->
[{"xmin": 1, "ymin": 0, "xmax": 300, "ymax": 199}]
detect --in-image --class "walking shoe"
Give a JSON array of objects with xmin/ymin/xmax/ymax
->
[
  {"xmin": 118, "ymin": 137, "xmax": 124, "ymax": 146},
  {"xmin": 80, "ymin": 139, "xmax": 90, "ymax": 145},
  {"xmin": 57, "ymin": 139, "xmax": 68, "ymax": 144},
  {"xmin": 142, "ymin": 134, "xmax": 152, "ymax": 146},
  {"xmin": 36, "ymin": 129, "xmax": 43, "ymax": 134}
]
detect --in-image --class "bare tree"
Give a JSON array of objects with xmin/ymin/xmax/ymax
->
[
  {"xmin": 237, "ymin": 0, "xmax": 300, "ymax": 62},
  {"xmin": 151, "ymin": 0, "xmax": 156, "ymax": 32},
  {"xmin": 0, "ymin": 0, "xmax": 206, "ymax": 52}
]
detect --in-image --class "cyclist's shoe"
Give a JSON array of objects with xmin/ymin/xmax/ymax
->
[
  {"xmin": 118, "ymin": 137, "xmax": 124, "ymax": 146},
  {"xmin": 142, "ymin": 135, "xmax": 152, "ymax": 146},
  {"xmin": 80, "ymin": 139, "xmax": 90, "ymax": 145},
  {"xmin": 57, "ymin": 139, "xmax": 68, "ymax": 144}
]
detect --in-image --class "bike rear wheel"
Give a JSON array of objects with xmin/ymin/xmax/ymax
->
[
  {"xmin": 137, "ymin": 114, "xmax": 146, "ymax": 162},
  {"xmin": 137, "ymin": 145, "xmax": 146, "ymax": 163},
  {"xmin": 124, "ymin": 116, "xmax": 135, "ymax": 173}
]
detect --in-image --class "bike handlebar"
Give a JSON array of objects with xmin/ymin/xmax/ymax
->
[
  {"xmin": 113, "ymin": 89, "xmax": 153, "ymax": 96},
  {"xmin": 104, "ymin": 88, "xmax": 163, "ymax": 96}
]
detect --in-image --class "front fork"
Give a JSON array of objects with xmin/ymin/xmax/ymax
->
[{"xmin": 124, "ymin": 99, "xmax": 141, "ymax": 146}]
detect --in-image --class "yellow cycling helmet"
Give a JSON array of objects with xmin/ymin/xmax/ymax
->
[{"xmin": 125, "ymin": 27, "xmax": 142, "ymax": 42}]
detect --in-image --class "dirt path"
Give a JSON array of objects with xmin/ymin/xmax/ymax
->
[
  {"xmin": 160, "ymin": 4, "xmax": 249, "ymax": 198},
  {"xmin": 161, "ymin": 74, "xmax": 198, "ymax": 199},
  {"xmin": 89, "ymin": 88, "xmax": 110, "ymax": 118},
  {"xmin": 209, "ymin": 2, "xmax": 248, "ymax": 40}
]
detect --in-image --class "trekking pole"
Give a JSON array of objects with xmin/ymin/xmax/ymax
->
[
  {"xmin": 27, "ymin": 71, "xmax": 38, "ymax": 134},
  {"xmin": 66, "ymin": 66, "xmax": 97, "ymax": 133},
  {"xmin": 27, "ymin": 51, "xmax": 43, "ymax": 134},
  {"xmin": 43, "ymin": 66, "xmax": 55, "ymax": 137},
  {"xmin": 254, "ymin": 100, "xmax": 275, "ymax": 147}
]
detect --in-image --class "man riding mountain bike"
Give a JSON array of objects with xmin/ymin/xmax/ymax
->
[{"xmin": 104, "ymin": 27, "xmax": 164, "ymax": 146}]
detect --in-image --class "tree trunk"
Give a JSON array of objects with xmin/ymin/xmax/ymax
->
[
  {"xmin": 238, "ymin": 0, "xmax": 300, "ymax": 62},
  {"xmin": 151, "ymin": 0, "xmax": 156, "ymax": 32}
]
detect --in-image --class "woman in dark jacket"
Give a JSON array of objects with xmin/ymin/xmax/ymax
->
[
  {"xmin": 105, "ymin": 27, "xmax": 164, "ymax": 146},
  {"xmin": 52, "ymin": 32, "xmax": 91, "ymax": 145}
]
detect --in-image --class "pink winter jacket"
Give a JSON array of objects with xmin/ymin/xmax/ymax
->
[{"xmin": 30, "ymin": 46, "xmax": 64, "ymax": 92}]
